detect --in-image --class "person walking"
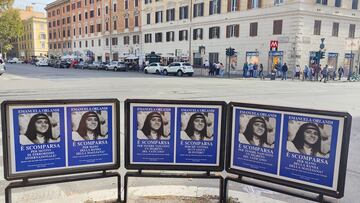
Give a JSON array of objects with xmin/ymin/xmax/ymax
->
[
  {"xmin": 219, "ymin": 63, "xmax": 225, "ymax": 77},
  {"xmin": 281, "ymin": 63, "xmax": 288, "ymax": 80},
  {"xmin": 259, "ymin": 64, "xmax": 264, "ymax": 80},
  {"xmin": 249, "ymin": 63, "xmax": 254, "ymax": 77},
  {"xmin": 253, "ymin": 63, "xmax": 258, "ymax": 78},
  {"xmin": 243, "ymin": 62, "xmax": 249, "ymax": 78},
  {"xmin": 304, "ymin": 65, "xmax": 309, "ymax": 81},
  {"xmin": 293, "ymin": 65, "xmax": 301, "ymax": 80},
  {"xmin": 320, "ymin": 65, "xmax": 329, "ymax": 83},
  {"xmin": 338, "ymin": 66, "xmax": 344, "ymax": 80},
  {"xmin": 314, "ymin": 64, "xmax": 321, "ymax": 81}
]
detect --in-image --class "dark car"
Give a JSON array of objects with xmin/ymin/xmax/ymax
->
[
  {"xmin": 59, "ymin": 60, "xmax": 71, "ymax": 68},
  {"xmin": 48, "ymin": 59, "xmax": 56, "ymax": 67}
]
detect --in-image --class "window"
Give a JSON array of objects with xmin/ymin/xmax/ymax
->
[
  {"xmin": 145, "ymin": 0, "xmax": 152, "ymax": 4},
  {"xmin": 48, "ymin": 22, "xmax": 52, "ymax": 28},
  {"xmin": 72, "ymin": 3, "xmax": 76, "ymax": 10},
  {"xmin": 85, "ymin": 12, "xmax": 88, "ymax": 19},
  {"xmin": 125, "ymin": 0, "xmax": 128, "ymax": 9},
  {"xmin": 166, "ymin": 31, "xmax": 175, "ymax": 42},
  {"xmin": 79, "ymin": 41, "xmax": 82, "ymax": 48},
  {"xmin": 226, "ymin": 24, "xmax": 239, "ymax": 38},
  {"xmin": 74, "ymin": 42, "xmax": 76, "ymax": 48},
  {"xmin": 124, "ymin": 36, "xmax": 130, "ymax": 45},
  {"xmin": 209, "ymin": 27, "xmax": 220, "ymax": 39},
  {"xmin": 67, "ymin": 17, "xmax": 71, "ymax": 24},
  {"xmin": 166, "ymin": 8, "xmax": 175, "ymax": 22},
  {"xmin": 85, "ymin": 26, "xmax": 88, "ymax": 34},
  {"xmin": 228, "ymin": 0, "xmax": 240, "ymax": 11},
  {"xmin": 145, "ymin": 33, "xmax": 152, "ymax": 43},
  {"xmin": 113, "ymin": 4, "xmax": 117, "ymax": 12},
  {"xmin": 113, "ymin": 21, "xmax": 117, "ymax": 30},
  {"xmin": 49, "ymin": 32, "xmax": 52, "ymax": 39},
  {"xmin": 106, "ymin": 22, "xmax": 109, "ymax": 31},
  {"xmin": 133, "ymin": 35, "xmax": 140, "ymax": 44},
  {"xmin": 135, "ymin": 16, "xmax": 139, "ymax": 27},
  {"xmin": 179, "ymin": 30, "xmax": 188, "ymax": 41},
  {"xmin": 250, "ymin": 22, "xmax": 258, "ymax": 36},
  {"xmin": 112, "ymin": 37, "xmax": 118, "ymax": 45},
  {"xmin": 79, "ymin": 27, "xmax": 82, "ymax": 35},
  {"xmin": 273, "ymin": 20, "xmax": 282, "ymax": 35},
  {"xmin": 193, "ymin": 28, "xmax": 203, "ymax": 40},
  {"xmin": 332, "ymin": 22, "xmax": 339, "ymax": 37},
  {"xmin": 98, "ymin": 8, "xmax": 101, "ymax": 16},
  {"xmin": 85, "ymin": 41, "xmax": 88, "ymax": 47},
  {"xmin": 90, "ymin": 25, "xmax": 94, "ymax": 33},
  {"xmin": 106, "ymin": 6, "xmax": 109, "ymax": 14},
  {"xmin": 90, "ymin": 10, "xmax": 94, "ymax": 18},
  {"xmin": 179, "ymin": 6, "xmax": 189, "ymax": 19},
  {"xmin": 125, "ymin": 18, "xmax": 129, "ymax": 28},
  {"xmin": 193, "ymin": 3, "xmax": 204, "ymax": 17},
  {"xmin": 98, "ymin": 39, "xmax": 101, "ymax": 46},
  {"xmin": 155, "ymin": 32, "xmax": 163, "ymax": 42},
  {"xmin": 73, "ymin": 28, "xmax": 75, "ymax": 36},
  {"xmin": 91, "ymin": 40, "xmax": 94, "ymax": 47},
  {"xmin": 97, "ymin": 24, "xmax": 102, "ymax": 32},
  {"xmin": 248, "ymin": 0, "xmax": 261, "ymax": 9},
  {"xmin": 274, "ymin": 0, "xmax": 283, "ymax": 5},
  {"xmin": 335, "ymin": 0, "xmax": 341, "ymax": 7},
  {"xmin": 73, "ymin": 15, "xmax": 76, "ymax": 22},
  {"xmin": 77, "ymin": 1, "xmax": 81, "ymax": 8},
  {"xmin": 135, "ymin": 0, "xmax": 139, "ymax": 7},
  {"xmin": 106, "ymin": 38, "xmax": 109, "ymax": 46},
  {"xmin": 147, "ymin": 13, "xmax": 151, "ymax": 24},
  {"xmin": 352, "ymin": 0, "xmax": 358, "ymax": 9},
  {"xmin": 155, "ymin": 11, "xmax": 163, "ymax": 23},
  {"xmin": 79, "ymin": 13, "xmax": 82, "ymax": 21},
  {"xmin": 314, "ymin": 20, "xmax": 321, "ymax": 35},
  {"xmin": 316, "ymin": 0, "xmax": 328, "ymax": 5},
  {"xmin": 209, "ymin": 0, "xmax": 221, "ymax": 15},
  {"xmin": 66, "ymin": 5, "xmax": 70, "ymax": 12},
  {"xmin": 349, "ymin": 24, "xmax": 356, "ymax": 38}
]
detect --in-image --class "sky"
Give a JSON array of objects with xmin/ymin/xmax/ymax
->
[{"xmin": 13, "ymin": 0, "xmax": 49, "ymax": 12}]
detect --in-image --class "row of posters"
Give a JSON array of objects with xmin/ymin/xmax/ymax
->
[
  {"xmin": 4, "ymin": 102, "xmax": 117, "ymax": 178},
  {"xmin": 229, "ymin": 106, "xmax": 345, "ymax": 192},
  {"xmin": 128, "ymin": 103, "xmax": 224, "ymax": 167}
]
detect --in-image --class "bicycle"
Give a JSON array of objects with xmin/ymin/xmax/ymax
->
[{"xmin": 349, "ymin": 73, "xmax": 360, "ymax": 82}]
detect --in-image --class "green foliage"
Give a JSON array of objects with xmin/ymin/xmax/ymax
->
[
  {"xmin": 0, "ymin": 0, "xmax": 14, "ymax": 11},
  {"xmin": 0, "ymin": 9, "xmax": 23, "ymax": 54}
]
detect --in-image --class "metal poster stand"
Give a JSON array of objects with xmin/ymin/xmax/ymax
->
[
  {"xmin": 124, "ymin": 171, "xmax": 224, "ymax": 203},
  {"xmin": 223, "ymin": 176, "xmax": 330, "ymax": 203},
  {"xmin": 5, "ymin": 171, "xmax": 121, "ymax": 203}
]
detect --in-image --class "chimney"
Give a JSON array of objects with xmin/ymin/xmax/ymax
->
[{"xmin": 25, "ymin": 6, "xmax": 33, "ymax": 12}]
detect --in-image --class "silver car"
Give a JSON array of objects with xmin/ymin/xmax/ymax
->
[{"xmin": 106, "ymin": 61, "xmax": 127, "ymax": 71}]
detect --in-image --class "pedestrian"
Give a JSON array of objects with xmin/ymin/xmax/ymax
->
[
  {"xmin": 259, "ymin": 64, "xmax": 264, "ymax": 80},
  {"xmin": 215, "ymin": 62, "xmax": 220, "ymax": 76},
  {"xmin": 338, "ymin": 66, "xmax": 344, "ymax": 80},
  {"xmin": 249, "ymin": 63, "xmax": 254, "ymax": 77},
  {"xmin": 243, "ymin": 62, "xmax": 248, "ymax": 78},
  {"xmin": 219, "ymin": 63, "xmax": 225, "ymax": 77},
  {"xmin": 304, "ymin": 65, "xmax": 309, "ymax": 80},
  {"xmin": 209, "ymin": 63, "xmax": 214, "ymax": 76},
  {"xmin": 320, "ymin": 65, "xmax": 328, "ymax": 83},
  {"xmin": 281, "ymin": 63, "xmax": 288, "ymax": 80},
  {"xmin": 314, "ymin": 64, "xmax": 321, "ymax": 81},
  {"xmin": 253, "ymin": 63, "xmax": 258, "ymax": 78},
  {"xmin": 293, "ymin": 65, "xmax": 300, "ymax": 80}
]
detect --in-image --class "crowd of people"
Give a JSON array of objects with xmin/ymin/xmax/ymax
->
[{"xmin": 203, "ymin": 60, "xmax": 226, "ymax": 77}]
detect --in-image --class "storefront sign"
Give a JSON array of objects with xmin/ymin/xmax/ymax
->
[
  {"xmin": 125, "ymin": 99, "xmax": 226, "ymax": 171},
  {"xmin": 1, "ymin": 99, "xmax": 120, "ymax": 180},
  {"xmin": 227, "ymin": 102, "xmax": 351, "ymax": 198}
]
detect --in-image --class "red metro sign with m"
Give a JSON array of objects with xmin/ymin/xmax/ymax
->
[{"xmin": 270, "ymin": 41, "xmax": 279, "ymax": 51}]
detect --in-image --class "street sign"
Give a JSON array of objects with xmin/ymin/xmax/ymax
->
[
  {"xmin": 125, "ymin": 99, "xmax": 226, "ymax": 171},
  {"xmin": 270, "ymin": 40, "xmax": 279, "ymax": 51},
  {"xmin": 1, "ymin": 99, "xmax": 120, "ymax": 180},
  {"xmin": 226, "ymin": 102, "xmax": 352, "ymax": 198}
]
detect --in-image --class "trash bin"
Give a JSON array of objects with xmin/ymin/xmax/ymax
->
[{"xmin": 271, "ymin": 71, "xmax": 276, "ymax": 80}]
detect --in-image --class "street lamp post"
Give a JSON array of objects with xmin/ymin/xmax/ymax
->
[
  {"xmin": 348, "ymin": 39, "xmax": 355, "ymax": 81},
  {"xmin": 188, "ymin": 0, "xmax": 193, "ymax": 63}
]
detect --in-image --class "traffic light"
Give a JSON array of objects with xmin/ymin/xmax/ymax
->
[
  {"xmin": 320, "ymin": 51, "xmax": 325, "ymax": 59},
  {"xmin": 226, "ymin": 47, "xmax": 236, "ymax": 56}
]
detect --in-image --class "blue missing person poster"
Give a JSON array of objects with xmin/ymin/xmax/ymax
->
[
  {"xmin": 232, "ymin": 108, "xmax": 281, "ymax": 174},
  {"xmin": 280, "ymin": 114, "xmax": 340, "ymax": 187},
  {"xmin": 12, "ymin": 107, "xmax": 66, "ymax": 172},
  {"xmin": 67, "ymin": 105, "xmax": 113, "ymax": 166},
  {"xmin": 176, "ymin": 107, "xmax": 220, "ymax": 164},
  {"xmin": 131, "ymin": 106, "xmax": 175, "ymax": 163}
]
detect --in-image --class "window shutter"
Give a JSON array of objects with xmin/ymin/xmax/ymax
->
[
  {"xmin": 237, "ymin": 0, "xmax": 240, "ymax": 10},
  {"xmin": 259, "ymin": 0, "xmax": 262, "ymax": 8},
  {"xmin": 209, "ymin": 28, "xmax": 212, "ymax": 39},
  {"xmin": 228, "ymin": 0, "xmax": 231, "ymax": 12},
  {"xmin": 217, "ymin": 0, "xmax": 221, "ymax": 13},
  {"xmin": 248, "ymin": 0, "xmax": 252, "ymax": 9},
  {"xmin": 200, "ymin": 3, "xmax": 204, "ymax": 16},
  {"xmin": 194, "ymin": 4, "xmax": 197, "ymax": 17},
  {"xmin": 210, "ymin": 1, "xmax": 213, "ymax": 15},
  {"xmin": 226, "ymin": 26, "xmax": 230, "ymax": 38},
  {"xmin": 235, "ymin": 24, "xmax": 240, "ymax": 37},
  {"xmin": 200, "ymin": 29, "xmax": 203, "ymax": 39},
  {"xmin": 193, "ymin": 29, "xmax": 197, "ymax": 40}
]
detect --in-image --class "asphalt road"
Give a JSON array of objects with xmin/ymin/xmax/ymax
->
[{"xmin": 0, "ymin": 64, "xmax": 359, "ymax": 203}]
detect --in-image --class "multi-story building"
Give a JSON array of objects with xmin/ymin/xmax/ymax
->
[
  {"xmin": 10, "ymin": 6, "xmax": 48, "ymax": 59},
  {"xmin": 45, "ymin": 0, "xmax": 141, "ymax": 62},
  {"xmin": 141, "ymin": 0, "xmax": 360, "ymax": 75}
]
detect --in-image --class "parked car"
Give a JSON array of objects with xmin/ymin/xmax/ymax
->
[
  {"xmin": 99, "ymin": 62, "xmax": 109, "ymax": 70},
  {"xmin": 48, "ymin": 59, "xmax": 56, "ymax": 67},
  {"xmin": 7, "ymin": 58, "xmax": 23, "ymax": 64},
  {"xmin": 35, "ymin": 59, "xmax": 48, "ymax": 66},
  {"xmin": 59, "ymin": 60, "xmax": 71, "ymax": 68},
  {"xmin": 144, "ymin": 62, "xmax": 164, "ymax": 74},
  {"xmin": 107, "ymin": 61, "xmax": 127, "ymax": 71},
  {"xmin": 163, "ymin": 62, "xmax": 194, "ymax": 76},
  {"xmin": 75, "ymin": 61, "xmax": 85, "ymax": 69},
  {"xmin": 87, "ymin": 61, "xmax": 101, "ymax": 70},
  {"xmin": 0, "ymin": 58, "xmax": 5, "ymax": 76}
]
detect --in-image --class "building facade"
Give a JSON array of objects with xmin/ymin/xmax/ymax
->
[
  {"xmin": 46, "ymin": 0, "xmax": 141, "ymax": 62},
  {"xmin": 10, "ymin": 6, "xmax": 48, "ymax": 59},
  {"xmin": 141, "ymin": 0, "xmax": 360, "ymax": 75}
]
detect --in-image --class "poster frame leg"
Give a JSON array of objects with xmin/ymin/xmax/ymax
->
[
  {"xmin": 124, "ymin": 171, "xmax": 224, "ymax": 203},
  {"xmin": 4, "ymin": 172, "xmax": 121, "ymax": 203},
  {"xmin": 224, "ymin": 177, "xmax": 332, "ymax": 203}
]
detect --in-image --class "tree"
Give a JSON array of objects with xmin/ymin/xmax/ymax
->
[
  {"xmin": 0, "ymin": 0, "xmax": 14, "ymax": 11},
  {"xmin": 0, "ymin": 9, "xmax": 23, "ymax": 57}
]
